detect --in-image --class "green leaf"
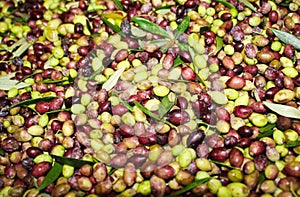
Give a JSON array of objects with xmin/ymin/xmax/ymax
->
[
  {"xmin": 112, "ymin": 0, "xmax": 123, "ymax": 11},
  {"xmin": 158, "ymin": 95, "xmax": 176, "ymax": 118},
  {"xmin": 52, "ymin": 155, "xmax": 95, "ymax": 168},
  {"xmin": 0, "ymin": 148, "xmax": 5, "ymax": 156},
  {"xmin": 166, "ymin": 177, "xmax": 211, "ymax": 197},
  {"xmin": 155, "ymin": 8, "xmax": 171, "ymax": 15},
  {"xmin": 46, "ymin": 108, "xmax": 71, "ymax": 115},
  {"xmin": 0, "ymin": 79, "xmax": 31, "ymax": 91},
  {"xmin": 102, "ymin": 16, "xmax": 126, "ymax": 37},
  {"xmin": 173, "ymin": 55, "xmax": 185, "ymax": 67},
  {"xmin": 102, "ymin": 66, "xmax": 126, "ymax": 91},
  {"xmin": 16, "ymin": 70, "xmax": 43, "ymax": 84},
  {"xmin": 149, "ymin": 39, "xmax": 170, "ymax": 48},
  {"xmin": 133, "ymin": 100, "xmax": 175, "ymax": 127},
  {"xmin": 216, "ymin": 36, "xmax": 223, "ymax": 52},
  {"xmin": 37, "ymin": 162, "xmax": 62, "ymax": 191},
  {"xmin": 174, "ymin": 16, "xmax": 190, "ymax": 39},
  {"xmin": 285, "ymin": 141, "xmax": 300, "ymax": 147},
  {"xmin": 177, "ymin": 42, "xmax": 189, "ymax": 51},
  {"xmin": 120, "ymin": 100, "xmax": 133, "ymax": 112},
  {"xmin": 271, "ymin": 28, "xmax": 300, "ymax": 51},
  {"xmin": 155, "ymin": 4, "xmax": 173, "ymax": 11},
  {"xmin": 256, "ymin": 124, "xmax": 276, "ymax": 139},
  {"xmin": 132, "ymin": 17, "xmax": 172, "ymax": 39},
  {"xmin": 200, "ymin": 26, "xmax": 211, "ymax": 34},
  {"xmin": 40, "ymin": 79, "xmax": 69, "ymax": 84},
  {"xmin": 12, "ymin": 40, "xmax": 32, "ymax": 58},
  {"xmin": 263, "ymin": 101, "xmax": 300, "ymax": 119},
  {"xmin": 239, "ymin": 0, "xmax": 257, "ymax": 12},
  {"xmin": 10, "ymin": 96, "xmax": 57, "ymax": 109},
  {"xmin": 210, "ymin": 160, "xmax": 237, "ymax": 169},
  {"xmin": 216, "ymin": 0, "xmax": 235, "ymax": 8},
  {"xmin": 7, "ymin": 38, "xmax": 27, "ymax": 53}
]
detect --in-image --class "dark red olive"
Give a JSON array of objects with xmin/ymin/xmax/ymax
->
[
  {"xmin": 168, "ymin": 109, "xmax": 190, "ymax": 125},
  {"xmin": 186, "ymin": 130, "xmax": 205, "ymax": 149}
]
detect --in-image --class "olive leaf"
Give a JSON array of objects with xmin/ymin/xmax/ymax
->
[
  {"xmin": 239, "ymin": 0, "xmax": 257, "ymax": 12},
  {"xmin": 52, "ymin": 155, "xmax": 95, "ymax": 168},
  {"xmin": 216, "ymin": 36, "xmax": 223, "ymax": 52},
  {"xmin": 102, "ymin": 66, "xmax": 126, "ymax": 91},
  {"xmin": 0, "ymin": 148, "xmax": 5, "ymax": 156},
  {"xmin": 16, "ymin": 70, "xmax": 43, "ymax": 84},
  {"xmin": 133, "ymin": 100, "xmax": 175, "ymax": 127},
  {"xmin": 158, "ymin": 95, "xmax": 176, "ymax": 118},
  {"xmin": 173, "ymin": 55, "xmax": 185, "ymax": 67},
  {"xmin": 263, "ymin": 101, "xmax": 300, "ymax": 119},
  {"xmin": 285, "ymin": 141, "xmax": 300, "ymax": 147},
  {"xmin": 174, "ymin": 16, "xmax": 190, "ymax": 39},
  {"xmin": 200, "ymin": 26, "xmax": 211, "ymax": 34},
  {"xmin": 10, "ymin": 96, "xmax": 57, "ymax": 109},
  {"xmin": 166, "ymin": 177, "xmax": 211, "ymax": 197},
  {"xmin": 0, "ymin": 79, "xmax": 31, "ymax": 91},
  {"xmin": 102, "ymin": 16, "xmax": 126, "ymax": 37},
  {"xmin": 46, "ymin": 108, "xmax": 71, "ymax": 115},
  {"xmin": 132, "ymin": 17, "xmax": 172, "ymax": 39},
  {"xmin": 210, "ymin": 160, "xmax": 237, "ymax": 169},
  {"xmin": 112, "ymin": 0, "xmax": 123, "ymax": 11},
  {"xmin": 216, "ymin": 0, "xmax": 235, "ymax": 8},
  {"xmin": 12, "ymin": 39, "xmax": 32, "ymax": 58},
  {"xmin": 7, "ymin": 38, "xmax": 26, "ymax": 53},
  {"xmin": 256, "ymin": 124, "xmax": 276, "ymax": 139},
  {"xmin": 271, "ymin": 29, "xmax": 300, "ymax": 51},
  {"xmin": 37, "ymin": 162, "xmax": 62, "ymax": 191},
  {"xmin": 120, "ymin": 100, "xmax": 133, "ymax": 112},
  {"xmin": 149, "ymin": 39, "xmax": 170, "ymax": 48},
  {"xmin": 40, "ymin": 78, "xmax": 69, "ymax": 84}
]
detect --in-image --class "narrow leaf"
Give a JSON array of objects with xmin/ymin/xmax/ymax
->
[
  {"xmin": 263, "ymin": 101, "xmax": 300, "ymax": 119},
  {"xmin": 10, "ymin": 96, "xmax": 57, "ymax": 108},
  {"xmin": 40, "ymin": 79, "xmax": 69, "ymax": 84},
  {"xmin": 166, "ymin": 177, "xmax": 211, "ymax": 197},
  {"xmin": 120, "ymin": 100, "xmax": 133, "ymax": 112},
  {"xmin": 12, "ymin": 41, "xmax": 32, "ymax": 58},
  {"xmin": 16, "ymin": 70, "xmax": 43, "ymax": 84},
  {"xmin": 177, "ymin": 42, "xmax": 189, "ymax": 51},
  {"xmin": 174, "ymin": 16, "xmax": 190, "ymax": 39},
  {"xmin": 155, "ymin": 4, "xmax": 173, "ymax": 11},
  {"xmin": 216, "ymin": 0, "xmax": 235, "ymax": 8},
  {"xmin": 0, "ymin": 79, "xmax": 31, "ymax": 90},
  {"xmin": 102, "ymin": 16, "xmax": 126, "ymax": 37},
  {"xmin": 0, "ymin": 148, "xmax": 5, "ymax": 156},
  {"xmin": 37, "ymin": 162, "xmax": 62, "ymax": 191},
  {"xmin": 132, "ymin": 17, "xmax": 172, "ymax": 39},
  {"xmin": 44, "ymin": 56, "xmax": 54, "ymax": 69},
  {"xmin": 133, "ymin": 100, "xmax": 174, "ymax": 127},
  {"xmin": 200, "ymin": 26, "xmax": 211, "ymax": 34},
  {"xmin": 0, "ymin": 72, "xmax": 16, "ymax": 80},
  {"xmin": 216, "ymin": 36, "xmax": 223, "ymax": 52},
  {"xmin": 102, "ymin": 66, "xmax": 126, "ymax": 91},
  {"xmin": 159, "ymin": 96, "xmax": 176, "ymax": 118},
  {"xmin": 239, "ymin": 0, "xmax": 257, "ymax": 12},
  {"xmin": 210, "ymin": 160, "xmax": 237, "ymax": 169},
  {"xmin": 52, "ymin": 155, "xmax": 95, "ymax": 168},
  {"xmin": 46, "ymin": 108, "xmax": 71, "ymax": 114},
  {"xmin": 8, "ymin": 38, "xmax": 26, "ymax": 52},
  {"xmin": 271, "ymin": 28, "xmax": 300, "ymax": 51},
  {"xmin": 256, "ymin": 124, "xmax": 276, "ymax": 139},
  {"xmin": 173, "ymin": 55, "xmax": 185, "ymax": 67},
  {"xmin": 112, "ymin": 0, "xmax": 123, "ymax": 11},
  {"xmin": 149, "ymin": 39, "xmax": 170, "ymax": 48},
  {"xmin": 285, "ymin": 141, "xmax": 300, "ymax": 147}
]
